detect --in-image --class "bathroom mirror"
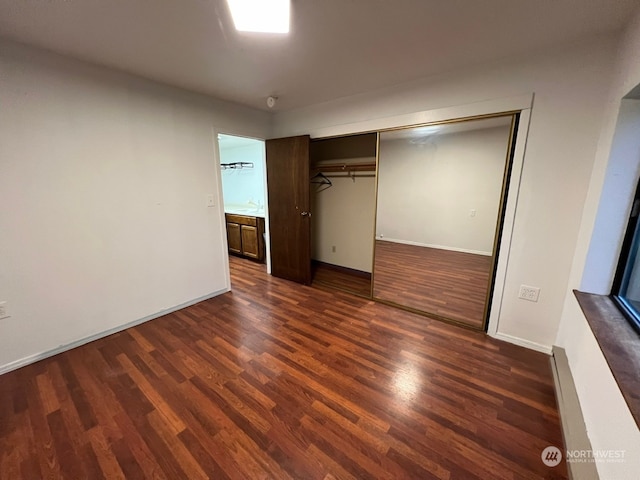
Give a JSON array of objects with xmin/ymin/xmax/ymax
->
[{"xmin": 372, "ymin": 115, "xmax": 516, "ymax": 329}]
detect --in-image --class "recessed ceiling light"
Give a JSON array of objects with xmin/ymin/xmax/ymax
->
[{"xmin": 227, "ymin": 0, "xmax": 290, "ymax": 34}]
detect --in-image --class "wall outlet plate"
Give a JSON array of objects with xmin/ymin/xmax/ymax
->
[
  {"xmin": 0, "ymin": 301, "xmax": 8, "ymax": 319},
  {"xmin": 206, "ymin": 194, "xmax": 215, "ymax": 207},
  {"xmin": 518, "ymin": 285, "xmax": 540, "ymax": 302}
]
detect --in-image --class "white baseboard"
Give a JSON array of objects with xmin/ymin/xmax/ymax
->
[
  {"xmin": 490, "ymin": 332, "xmax": 552, "ymax": 354},
  {"xmin": 0, "ymin": 288, "xmax": 229, "ymax": 375},
  {"xmin": 377, "ymin": 237, "xmax": 492, "ymax": 256}
]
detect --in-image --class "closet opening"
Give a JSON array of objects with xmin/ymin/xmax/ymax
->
[
  {"xmin": 265, "ymin": 110, "xmax": 523, "ymax": 332},
  {"xmin": 309, "ymin": 133, "xmax": 378, "ymax": 297}
]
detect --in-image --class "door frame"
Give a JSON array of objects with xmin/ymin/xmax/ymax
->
[{"xmin": 289, "ymin": 94, "xmax": 533, "ymax": 336}]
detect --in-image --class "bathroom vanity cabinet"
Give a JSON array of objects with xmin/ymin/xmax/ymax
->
[{"xmin": 225, "ymin": 213, "xmax": 265, "ymax": 262}]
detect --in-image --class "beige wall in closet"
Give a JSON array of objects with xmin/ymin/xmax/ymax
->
[{"xmin": 311, "ymin": 155, "xmax": 377, "ymax": 273}]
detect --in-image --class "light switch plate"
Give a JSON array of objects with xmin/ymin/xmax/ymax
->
[{"xmin": 206, "ymin": 194, "xmax": 215, "ymax": 207}]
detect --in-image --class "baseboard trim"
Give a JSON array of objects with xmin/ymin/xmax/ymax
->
[
  {"xmin": 377, "ymin": 237, "xmax": 492, "ymax": 256},
  {"xmin": 490, "ymin": 332, "xmax": 552, "ymax": 354},
  {"xmin": 550, "ymin": 346, "xmax": 599, "ymax": 480},
  {"xmin": 312, "ymin": 259, "xmax": 372, "ymax": 279},
  {"xmin": 0, "ymin": 288, "xmax": 229, "ymax": 375}
]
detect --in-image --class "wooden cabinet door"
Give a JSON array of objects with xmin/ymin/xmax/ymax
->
[
  {"xmin": 226, "ymin": 223, "xmax": 242, "ymax": 254},
  {"xmin": 266, "ymin": 135, "xmax": 311, "ymax": 284},
  {"xmin": 241, "ymin": 225, "xmax": 260, "ymax": 259}
]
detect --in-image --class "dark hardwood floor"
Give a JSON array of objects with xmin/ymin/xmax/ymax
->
[
  {"xmin": 373, "ymin": 240, "xmax": 493, "ymax": 328},
  {"xmin": 312, "ymin": 261, "xmax": 372, "ymax": 298},
  {"xmin": 0, "ymin": 255, "xmax": 567, "ymax": 479}
]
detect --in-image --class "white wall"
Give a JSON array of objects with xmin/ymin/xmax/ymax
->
[
  {"xmin": 376, "ymin": 126, "xmax": 510, "ymax": 255},
  {"xmin": 311, "ymin": 163, "xmax": 376, "ymax": 273},
  {"xmin": 555, "ymin": 8, "xmax": 640, "ymax": 479},
  {"xmin": 0, "ymin": 39, "xmax": 270, "ymax": 371},
  {"xmin": 219, "ymin": 140, "xmax": 267, "ymax": 211},
  {"xmin": 273, "ymin": 35, "xmax": 616, "ymax": 352}
]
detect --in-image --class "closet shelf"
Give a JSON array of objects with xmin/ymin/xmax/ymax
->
[{"xmin": 312, "ymin": 162, "xmax": 376, "ymax": 173}]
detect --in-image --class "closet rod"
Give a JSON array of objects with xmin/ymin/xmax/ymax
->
[
  {"xmin": 312, "ymin": 162, "xmax": 376, "ymax": 173},
  {"xmin": 322, "ymin": 173, "xmax": 376, "ymax": 178}
]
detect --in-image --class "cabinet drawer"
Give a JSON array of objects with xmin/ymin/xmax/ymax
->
[{"xmin": 225, "ymin": 214, "xmax": 257, "ymax": 226}]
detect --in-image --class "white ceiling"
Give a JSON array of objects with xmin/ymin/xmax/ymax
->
[{"xmin": 0, "ymin": 0, "xmax": 637, "ymax": 112}]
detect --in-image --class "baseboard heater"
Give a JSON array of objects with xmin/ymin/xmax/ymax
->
[{"xmin": 550, "ymin": 346, "xmax": 599, "ymax": 480}]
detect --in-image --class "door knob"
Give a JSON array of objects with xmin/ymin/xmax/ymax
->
[{"xmin": 301, "ymin": 211, "xmax": 312, "ymax": 217}]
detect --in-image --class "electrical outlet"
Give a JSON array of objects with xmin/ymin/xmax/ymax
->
[
  {"xmin": 518, "ymin": 285, "xmax": 540, "ymax": 302},
  {"xmin": 469, "ymin": 209, "xmax": 477, "ymax": 217},
  {"xmin": 0, "ymin": 302, "xmax": 8, "ymax": 319},
  {"xmin": 206, "ymin": 194, "xmax": 215, "ymax": 207}
]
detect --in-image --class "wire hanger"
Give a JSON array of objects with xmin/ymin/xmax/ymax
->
[
  {"xmin": 311, "ymin": 172, "xmax": 332, "ymax": 192},
  {"xmin": 311, "ymin": 172, "xmax": 332, "ymax": 185}
]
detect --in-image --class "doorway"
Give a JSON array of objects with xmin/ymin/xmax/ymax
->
[{"xmin": 217, "ymin": 134, "xmax": 269, "ymax": 282}]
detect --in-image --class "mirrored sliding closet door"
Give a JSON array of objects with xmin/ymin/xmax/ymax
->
[{"xmin": 372, "ymin": 115, "xmax": 517, "ymax": 329}]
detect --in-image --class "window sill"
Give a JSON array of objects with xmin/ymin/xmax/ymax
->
[{"xmin": 574, "ymin": 290, "xmax": 640, "ymax": 428}]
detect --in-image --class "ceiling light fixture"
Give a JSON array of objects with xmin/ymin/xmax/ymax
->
[
  {"xmin": 411, "ymin": 125, "xmax": 440, "ymax": 137},
  {"xmin": 227, "ymin": 0, "xmax": 290, "ymax": 34}
]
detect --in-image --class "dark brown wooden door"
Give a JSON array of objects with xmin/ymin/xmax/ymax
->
[{"xmin": 266, "ymin": 135, "xmax": 311, "ymax": 284}]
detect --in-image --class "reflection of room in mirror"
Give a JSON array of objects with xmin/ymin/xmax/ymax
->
[{"xmin": 373, "ymin": 115, "xmax": 514, "ymax": 328}]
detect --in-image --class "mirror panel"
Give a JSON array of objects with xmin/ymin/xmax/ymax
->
[{"xmin": 373, "ymin": 115, "xmax": 515, "ymax": 328}]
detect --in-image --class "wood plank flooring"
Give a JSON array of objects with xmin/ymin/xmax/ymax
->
[
  {"xmin": 0, "ymin": 255, "xmax": 567, "ymax": 479},
  {"xmin": 312, "ymin": 261, "xmax": 372, "ymax": 297},
  {"xmin": 373, "ymin": 241, "xmax": 493, "ymax": 328}
]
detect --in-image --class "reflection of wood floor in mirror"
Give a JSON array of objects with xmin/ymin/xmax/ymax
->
[
  {"xmin": 374, "ymin": 240, "xmax": 492, "ymax": 328},
  {"xmin": 312, "ymin": 261, "xmax": 372, "ymax": 297}
]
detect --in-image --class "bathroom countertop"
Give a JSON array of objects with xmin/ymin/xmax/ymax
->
[{"xmin": 224, "ymin": 204, "xmax": 265, "ymax": 218}]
